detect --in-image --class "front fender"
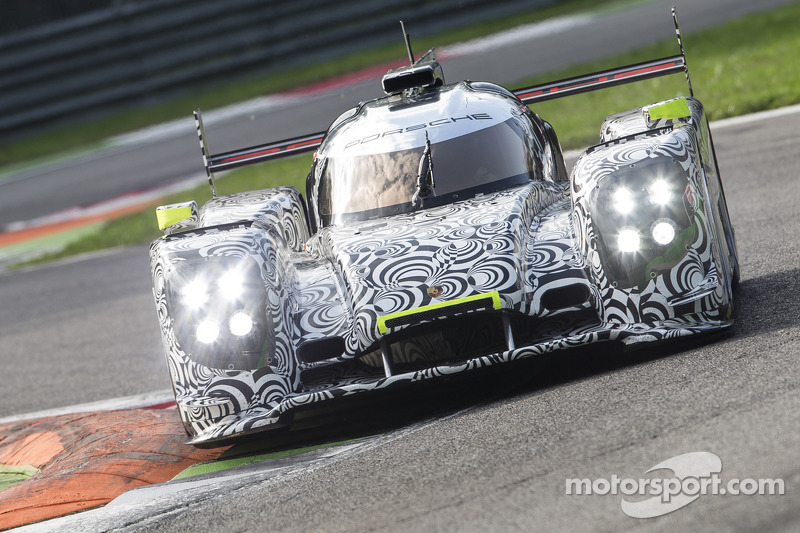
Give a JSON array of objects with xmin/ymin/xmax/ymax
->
[
  {"xmin": 150, "ymin": 223, "xmax": 298, "ymax": 437},
  {"xmin": 570, "ymin": 125, "xmax": 726, "ymax": 325}
]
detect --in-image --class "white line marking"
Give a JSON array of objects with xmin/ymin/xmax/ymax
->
[
  {"xmin": 109, "ymin": 94, "xmax": 304, "ymax": 148},
  {"xmin": 710, "ymin": 103, "xmax": 800, "ymax": 129},
  {"xmin": 439, "ymin": 14, "xmax": 594, "ymax": 59},
  {"xmin": 2, "ymin": 174, "xmax": 207, "ymax": 233},
  {"xmin": 0, "ymin": 390, "xmax": 175, "ymax": 424}
]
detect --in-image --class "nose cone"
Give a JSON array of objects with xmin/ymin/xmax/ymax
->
[{"xmin": 323, "ymin": 187, "xmax": 534, "ymax": 348}]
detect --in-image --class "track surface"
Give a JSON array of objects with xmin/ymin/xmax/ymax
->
[
  {"xmin": 2, "ymin": 1, "xmax": 800, "ymax": 531},
  {"xmin": 0, "ymin": 249, "xmax": 168, "ymax": 418}
]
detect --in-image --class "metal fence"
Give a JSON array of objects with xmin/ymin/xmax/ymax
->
[{"xmin": 0, "ymin": 0, "xmax": 551, "ymax": 138}]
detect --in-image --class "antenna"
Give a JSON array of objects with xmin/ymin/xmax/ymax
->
[
  {"xmin": 671, "ymin": 6, "xmax": 694, "ymax": 97},
  {"xmin": 400, "ymin": 20, "xmax": 415, "ymax": 64}
]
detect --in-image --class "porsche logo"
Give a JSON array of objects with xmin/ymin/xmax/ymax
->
[{"xmin": 426, "ymin": 286, "xmax": 444, "ymax": 298}]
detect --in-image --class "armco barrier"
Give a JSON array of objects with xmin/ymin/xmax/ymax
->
[{"xmin": 0, "ymin": 0, "xmax": 551, "ymax": 138}]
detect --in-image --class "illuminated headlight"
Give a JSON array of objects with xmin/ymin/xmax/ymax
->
[
  {"xmin": 219, "ymin": 269, "xmax": 246, "ymax": 301},
  {"xmin": 165, "ymin": 254, "xmax": 270, "ymax": 370},
  {"xmin": 648, "ymin": 180, "xmax": 672, "ymax": 205},
  {"xmin": 229, "ymin": 312, "xmax": 254, "ymax": 336},
  {"xmin": 588, "ymin": 158, "xmax": 697, "ymax": 289},
  {"xmin": 617, "ymin": 228, "xmax": 640, "ymax": 253},
  {"xmin": 612, "ymin": 188, "xmax": 635, "ymax": 215},
  {"xmin": 196, "ymin": 320, "xmax": 220, "ymax": 344},
  {"xmin": 651, "ymin": 220, "xmax": 676, "ymax": 245},
  {"xmin": 182, "ymin": 279, "xmax": 209, "ymax": 309}
]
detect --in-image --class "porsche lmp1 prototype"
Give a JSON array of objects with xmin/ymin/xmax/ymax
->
[{"xmin": 150, "ymin": 14, "xmax": 738, "ymax": 444}]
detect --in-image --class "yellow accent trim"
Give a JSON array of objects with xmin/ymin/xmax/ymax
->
[
  {"xmin": 648, "ymin": 97, "xmax": 691, "ymax": 121},
  {"xmin": 156, "ymin": 203, "xmax": 195, "ymax": 231},
  {"xmin": 377, "ymin": 291, "xmax": 502, "ymax": 334}
]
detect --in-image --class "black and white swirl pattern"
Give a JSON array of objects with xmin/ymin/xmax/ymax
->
[{"xmin": 149, "ymin": 97, "xmax": 735, "ymax": 442}]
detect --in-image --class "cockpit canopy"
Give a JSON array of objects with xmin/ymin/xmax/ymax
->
[{"xmin": 310, "ymin": 82, "xmax": 545, "ymax": 227}]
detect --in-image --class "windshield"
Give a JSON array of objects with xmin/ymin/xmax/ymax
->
[{"xmin": 317, "ymin": 117, "xmax": 540, "ymax": 225}]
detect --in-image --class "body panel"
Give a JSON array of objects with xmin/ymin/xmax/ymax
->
[{"xmin": 151, "ymin": 77, "xmax": 736, "ymax": 444}]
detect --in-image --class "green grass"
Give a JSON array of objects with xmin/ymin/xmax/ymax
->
[
  {"xmin": 12, "ymin": 0, "xmax": 800, "ymax": 268},
  {"xmin": 0, "ymin": 0, "xmax": 628, "ymax": 171},
  {"xmin": 172, "ymin": 437, "xmax": 366, "ymax": 480},
  {"xmin": 0, "ymin": 464, "xmax": 39, "ymax": 491}
]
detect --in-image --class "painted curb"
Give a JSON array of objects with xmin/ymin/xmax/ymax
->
[{"xmin": 0, "ymin": 409, "xmax": 226, "ymax": 530}]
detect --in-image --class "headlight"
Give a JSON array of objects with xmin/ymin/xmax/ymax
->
[
  {"xmin": 612, "ymin": 188, "xmax": 635, "ymax": 215},
  {"xmin": 648, "ymin": 179, "xmax": 672, "ymax": 205},
  {"xmin": 587, "ymin": 158, "xmax": 698, "ymax": 288},
  {"xmin": 617, "ymin": 228, "xmax": 641, "ymax": 253},
  {"xmin": 651, "ymin": 220, "xmax": 676, "ymax": 245},
  {"xmin": 196, "ymin": 320, "xmax": 220, "ymax": 344},
  {"xmin": 165, "ymin": 255, "xmax": 269, "ymax": 370},
  {"xmin": 229, "ymin": 312, "xmax": 254, "ymax": 337},
  {"xmin": 219, "ymin": 269, "xmax": 246, "ymax": 301},
  {"xmin": 182, "ymin": 279, "xmax": 209, "ymax": 309}
]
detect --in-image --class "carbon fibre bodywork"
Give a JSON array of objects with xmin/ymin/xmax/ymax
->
[{"xmin": 150, "ymin": 64, "xmax": 737, "ymax": 445}]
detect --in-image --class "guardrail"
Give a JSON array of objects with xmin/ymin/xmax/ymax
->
[{"xmin": 0, "ymin": 0, "xmax": 550, "ymax": 138}]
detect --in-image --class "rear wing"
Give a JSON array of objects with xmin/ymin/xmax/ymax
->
[
  {"xmin": 514, "ymin": 8, "xmax": 692, "ymax": 104},
  {"xmin": 195, "ymin": 7, "xmax": 692, "ymax": 196},
  {"xmin": 513, "ymin": 54, "xmax": 686, "ymax": 104},
  {"xmin": 193, "ymin": 109, "xmax": 325, "ymax": 196}
]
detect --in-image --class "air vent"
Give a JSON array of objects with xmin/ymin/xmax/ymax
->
[
  {"xmin": 541, "ymin": 284, "xmax": 591, "ymax": 311},
  {"xmin": 296, "ymin": 336, "xmax": 345, "ymax": 363}
]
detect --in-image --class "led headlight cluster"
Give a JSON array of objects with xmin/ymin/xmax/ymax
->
[
  {"xmin": 166, "ymin": 256, "xmax": 269, "ymax": 370},
  {"xmin": 589, "ymin": 158, "xmax": 698, "ymax": 288},
  {"xmin": 180, "ymin": 267, "xmax": 258, "ymax": 343},
  {"xmin": 612, "ymin": 179, "xmax": 681, "ymax": 255}
]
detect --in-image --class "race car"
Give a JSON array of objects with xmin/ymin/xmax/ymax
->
[{"xmin": 149, "ymin": 12, "xmax": 738, "ymax": 445}]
